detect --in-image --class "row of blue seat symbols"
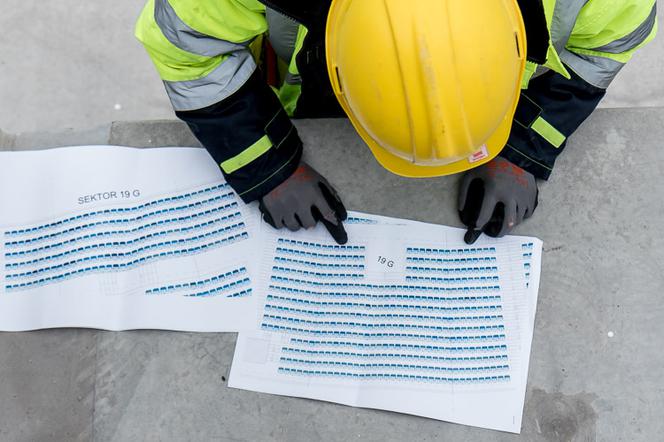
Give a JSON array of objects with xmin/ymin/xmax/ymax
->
[
  {"xmin": 289, "ymin": 338, "xmax": 508, "ymax": 352},
  {"xmin": 406, "ymin": 257, "xmax": 497, "ymax": 264},
  {"xmin": 4, "ymin": 199, "xmax": 238, "ymax": 247},
  {"xmin": 184, "ymin": 278, "xmax": 250, "ymax": 297},
  {"xmin": 147, "ymin": 267, "xmax": 248, "ymax": 294},
  {"xmin": 406, "ymin": 247, "xmax": 496, "ymax": 254},
  {"xmin": 7, "ymin": 218, "xmax": 243, "ymax": 268},
  {"xmin": 272, "ymin": 266, "xmax": 364, "ymax": 279},
  {"xmin": 270, "ymin": 277, "xmax": 500, "ymax": 292},
  {"xmin": 268, "ymin": 286, "xmax": 502, "ymax": 302},
  {"xmin": 225, "ymin": 289, "xmax": 253, "ymax": 298},
  {"xmin": 344, "ymin": 217, "xmax": 378, "ymax": 225},
  {"xmin": 281, "ymin": 348, "xmax": 508, "ymax": 361},
  {"xmin": 263, "ymin": 315, "xmax": 504, "ymax": 332},
  {"xmin": 6, "ymin": 224, "xmax": 246, "ymax": 279},
  {"xmin": 4, "ymin": 210, "xmax": 241, "ymax": 255},
  {"xmin": 278, "ymin": 367, "xmax": 510, "ymax": 383},
  {"xmin": 405, "ymin": 276, "xmax": 499, "ymax": 283},
  {"xmin": 5, "ymin": 232, "xmax": 248, "ymax": 290},
  {"xmin": 5, "ymin": 185, "xmax": 230, "ymax": 235},
  {"xmin": 280, "ymin": 357, "xmax": 509, "ymax": 372},
  {"xmin": 275, "ymin": 247, "xmax": 364, "ymax": 260},
  {"xmin": 266, "ymin": 295, "xmax": 502, "ymax": 311},
  {"xmin": 261, "ymin": 324, "xmax": 506, "ymax": 341},
  {"xmin": 274, "ymin": 256, "xmax": 365, "ymax": 269},
  {"xmin": 278, "ymin": 238, "xmax": 364, "ymax": 251},
  {"xmin": 264, "ymin": 305, "xmax": 503, "ymax": 322},
  {"xmin": 405, "ymin": 266, "xmax": 498, "ymax": 274}
]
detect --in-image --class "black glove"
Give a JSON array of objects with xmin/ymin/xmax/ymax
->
[
  {"xmin": 458, "ymin": 157, "xmax": 538, "ymax": 244},
  {"xmin": 259, "ymin": 162, "xmax": 348, "ymax": 244}
]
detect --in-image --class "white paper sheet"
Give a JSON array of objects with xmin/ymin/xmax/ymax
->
[
  {"xmin": 0, "ymin": 146, "xmax": 261, "ymax": 331},
  {"xmin": 230, "ymin": 214, "xmax": 542, "ymax": 433}
]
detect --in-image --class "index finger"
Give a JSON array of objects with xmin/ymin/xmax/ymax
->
[{"xmin": 320, "ymin": 216, "xmax": 348, "ymax": 245}]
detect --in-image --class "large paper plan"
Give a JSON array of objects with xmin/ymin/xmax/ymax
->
[
  {"xmin": 230, "ymin": 215, "xmax": 542, "ymax": 433},
  {"xmin": 0, "ymin": 146, "xmax": 259, "ymax": 331}
]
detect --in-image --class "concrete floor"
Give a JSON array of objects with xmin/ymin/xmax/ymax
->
[
  {"xmin": 1, "ymin": 108, "xmax": 663, "ymax": 441},
  {"xmin": 0, "ymin": 1, "xmax": 663, "ymax": 134}
]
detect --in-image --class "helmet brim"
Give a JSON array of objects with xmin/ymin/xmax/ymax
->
[{"xmin": 364, "ymin": 105, "xmax": 514, "ymax": 178}]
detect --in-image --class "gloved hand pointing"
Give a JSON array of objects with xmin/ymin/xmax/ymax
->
[
  {"xmin": 458, "ymin": 157, "xmax": 538, "ymax": 244},
  {"xmin": 259, "ymin": 162, "xmax": 348, "ymax": 244}
]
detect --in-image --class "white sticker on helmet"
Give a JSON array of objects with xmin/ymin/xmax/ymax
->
[{"xmin": 468, "ymin": 145, "xmax": 489, "ymax": 164}]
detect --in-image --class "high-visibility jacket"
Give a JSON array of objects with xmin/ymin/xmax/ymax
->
[{"xmin": 136, "ymin": 0, "xmax": 657, "ymax": 202}]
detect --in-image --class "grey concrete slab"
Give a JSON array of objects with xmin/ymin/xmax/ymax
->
[
  {"xmin": 0, "ymin": 1, "xmax": 174, "ymax": 135},
  {"xmin": 1, "ymin": 108, "xmax": 662, "ymax": 441},
  {"xmin": 0, "ymin": 330, "xmax": 97, "ymax": 442},
  {"xmin": 0, "ymin": 130, "xmax": 15, "ymax": 150},
  {"xmin": 11, "ymin": 125, "xmax": 113, "ymax": 151},
  {"xmin": 92, "ymin": 331, "xmax": 236, "ymax": 442},
  {"xmin": 0, "ymin": 2, "xmax": 661, "ymax": 136},
  {"xmin": 599, "ymin": 15, "xmax": 664, "ymax": 109},
  {"xmin": 108, "ymin": 121, "xmax": 200, "ymax": 148}
]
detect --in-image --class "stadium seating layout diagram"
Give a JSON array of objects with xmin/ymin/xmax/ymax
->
[{"xmin": 3, "ymin": 183, "xmax": 249, "ymax": 293}]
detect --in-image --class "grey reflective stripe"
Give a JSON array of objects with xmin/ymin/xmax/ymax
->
[
  {"xmin": 163, "ymin": 51, "xmax": 257, "ymax": 111},
  {"xmin": 154, "ymin": 0, "xmax": 249, "ymax": 57},
  {"xmin": 559, "ymin": 49, "xmax": 623, "ymax": 88},
  {"xmin": 265, "ymin": 7, "xmax": 300, "ymax": 62},
  {"xmin": 153, "ymin": 0, "xmax": 258, "ymax": 111},
  {"xmin": 593, "ymin": 3, "xmax": 657, "ymax": 54},
  {"xmin": 550, "ymin": 0, "xmax": 590, "ymax": 55}
]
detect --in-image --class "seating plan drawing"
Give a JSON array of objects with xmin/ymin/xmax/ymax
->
[
  {"xmin": 230, "ymin": 216, "xmax": 542, "ymax": 433},
  {"xmin": 0, "ymin": 146, "xmax": 260, "ymax": 331}
]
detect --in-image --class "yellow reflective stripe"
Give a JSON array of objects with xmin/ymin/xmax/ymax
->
[
  {"xmin": 220, "ymin": 135, "xmax": 272, "ymax": 174},
  {"xmin": 531, "ymin": 117, "xmax": 566, "ymax": 148},
  {"xmin": 238, "ymin": 147, "xmax": 300, "ymax": 197},
  {"xmin": 135, "ymin": 0, "xmax": 225, "ymax": 81}
]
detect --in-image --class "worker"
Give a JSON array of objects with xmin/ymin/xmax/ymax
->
[{"xmin": 135, "ymin": 0, "xmax": 657, "ymax": 244}]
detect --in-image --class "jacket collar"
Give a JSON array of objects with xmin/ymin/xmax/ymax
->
[
  {"xmin": 261, "ymin": 0, "xmax": 569, "ymax": 79},
  {"xmin": 259, "ymin": 0, "xmax": 330, "ymax": 29},
  {"xmin": 518, "ymin": 0, "xmax": 571, "ymax": 85}
]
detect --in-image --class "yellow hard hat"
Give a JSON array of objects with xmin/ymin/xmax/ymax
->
[{"xmin": 326, "ymin": 0, "xmax": 527, "ymax": 177}]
